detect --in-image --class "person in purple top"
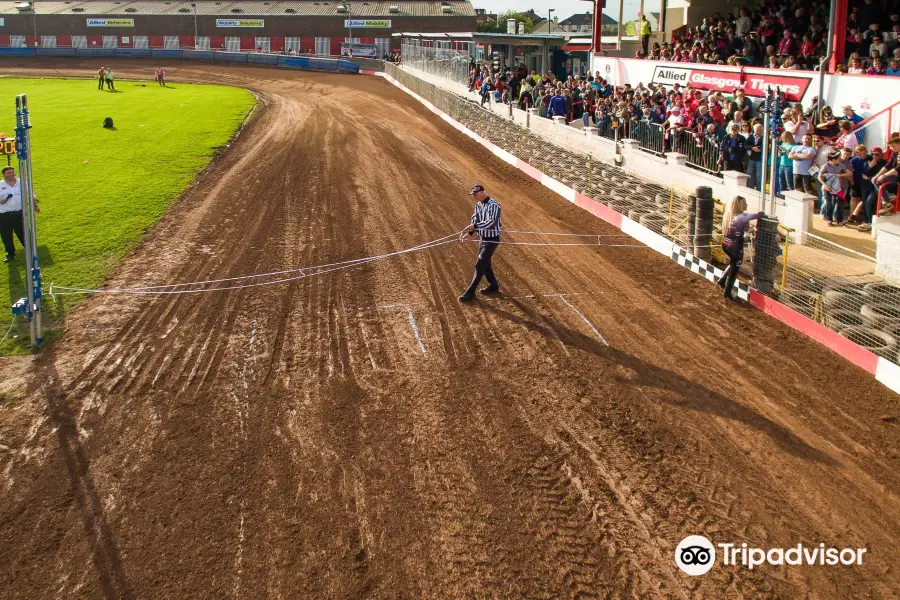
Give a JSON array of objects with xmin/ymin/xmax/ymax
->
[{"xmin": 717, "ymin": 196, "xmax": 765, "ymax": 300}]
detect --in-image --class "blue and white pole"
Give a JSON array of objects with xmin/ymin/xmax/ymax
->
[
  {"xmin": 767, "ymin": 86, "xmax": 784, "ymax": 215},
  {"xmin": 760, "ymin": 87, "xmax": 772, "ymax": 207},
  {"xmin": 12, "ymin": 94, "xmax": 42, "ymax": 345}
]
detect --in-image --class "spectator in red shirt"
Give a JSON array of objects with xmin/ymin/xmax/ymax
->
[{"xmin": 777, "ymin": 29, "xmax": 796, "ymax": 56}]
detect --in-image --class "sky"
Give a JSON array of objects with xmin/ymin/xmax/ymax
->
[{"xmin": 474, "ymin": 0, "xmax": 641, "ymax": 24}]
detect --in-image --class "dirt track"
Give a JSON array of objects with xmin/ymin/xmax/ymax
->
[{"xmin": 0, "ymin": 59, "xmax": 898, "ymax": 599}]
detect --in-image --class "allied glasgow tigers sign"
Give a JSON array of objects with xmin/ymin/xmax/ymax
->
[{"xmin": 650, "ymin": 66, "xmax": 811, "ymax": 102}]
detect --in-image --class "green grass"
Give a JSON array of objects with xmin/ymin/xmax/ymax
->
[{"xmin": 0, "ymin": 77, "xmax": 255, "ymax": 354}]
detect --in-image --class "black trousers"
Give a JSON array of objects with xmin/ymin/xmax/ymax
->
[
  {"xmin": 725, "ymin": 158, "xmax": 744, "ymax": 172},
  {"xmin": 0, "ymin": 210, "xmax": 24, "ymax": 257},
  {"xmin": 718, "ymin": 241, "xmax": 744, "ymax": 297},
  {"xmin": 466, "ymin": 236, "xmax": 499, "ymax": 294}
]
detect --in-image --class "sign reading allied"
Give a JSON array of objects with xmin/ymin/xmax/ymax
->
[
  {"xmin": 87, "ymin": 18, "xmax": 135, "ymax": 27},
  {"xmin": 343, "ymin": 19, "xmax": 391, "ymax": 28},
  {"xmin": 650, "ymin": 66, "xmax": 811, "ymax": 101}
]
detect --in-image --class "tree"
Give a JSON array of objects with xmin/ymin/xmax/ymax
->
[{"xmin": 478, "ymin": 11, "xmax": 534, "ymax": 34}]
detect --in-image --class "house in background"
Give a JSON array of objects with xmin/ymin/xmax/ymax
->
[
  {"xmin": 530, "ymin": 16, "xmax": 565, "ymax": 33},
  {"xmin": 475, "ymin": 8, "xmax": 498, "ymax": 24}
]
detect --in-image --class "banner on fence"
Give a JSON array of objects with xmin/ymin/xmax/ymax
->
[{"xmin": 340, "ymin": 43, "xmax": 378, "ymax": 58}]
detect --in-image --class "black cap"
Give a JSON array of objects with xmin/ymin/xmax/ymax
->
[
  {"xmin": 468, "ymin": 184, "xmax": 485, "ymax": 195},
  {"xmin": 828, "ymin": 151, "xmax": 841, "ymax": 160}
]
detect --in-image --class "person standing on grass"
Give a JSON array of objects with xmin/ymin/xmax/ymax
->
[
  {"xmin": 718, "ymin": 196, "xmax": 763, "ymax": 300},
  {"xmin": 97, "ymin": 67, "xmax": 106, "ymax": 90},
  {"xmin": 458, "ymin": 184, "xmax": 502, "ymax": 302},
  {"xmin": 0, "ymin": 166, "xmax": 36, "ymax": 264},
  {"xmin": 105, "ymin": 68, "xmax": 115, "ymax": 91},
  {"xmin": 155, "ymin": 66, "xmax": 166, "ymax": 86}
]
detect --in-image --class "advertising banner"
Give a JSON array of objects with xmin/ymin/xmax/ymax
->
[
  {"xmin": 650, "ymin": 65, "xmax": 810, "ymax": 101},
  {"xmin": 340, "ymin": 43, "xmax": 378, "ymax": 58},
  {"xmin": 343, "ymin": 19, "xmax": 391, "ymax": 28},
  {"xmin": 216, "ymin": 19, "xmax": 265, "ymax": 27},
  {"xmin": 87, "ymin": 18, "xmax": 135, "ymax": 27}
]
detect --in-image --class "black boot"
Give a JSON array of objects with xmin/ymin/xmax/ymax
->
[
  {"xmin": 458, "ymin": 291, "xmax": 475, "ymax": 302},
  {"xmin": 479, "ymin": 285, "xmax": 499, "ymax": 295}
]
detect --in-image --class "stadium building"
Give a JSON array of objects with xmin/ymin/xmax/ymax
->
[{"xmin": 0, "ymin": 0, "xmax": 476, "ymax": 55}]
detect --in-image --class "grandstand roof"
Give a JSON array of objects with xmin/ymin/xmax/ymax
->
[{"xmin": 0, "ymin": 1, "xmax": 476, "ymax": 16}]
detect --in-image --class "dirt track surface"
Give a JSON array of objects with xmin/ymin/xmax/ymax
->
[{"xmin": 0, "ymin": 59, "xmax": 898, "ymax": 599}]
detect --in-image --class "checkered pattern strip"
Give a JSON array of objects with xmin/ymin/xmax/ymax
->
[{"xmin": 671, "ymin": 247, "xmax": 751, "ymax": 301}]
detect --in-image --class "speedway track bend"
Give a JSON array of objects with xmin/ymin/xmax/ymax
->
[{"xmin": 0, "ymin": 60, "xmax": 897, "ymax": 599}]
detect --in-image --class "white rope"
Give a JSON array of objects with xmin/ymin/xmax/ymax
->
[
  {"xmin": 0, "ymin": 316, "xmax": 16, "ymax": 346},
  {"xmin": 503, "ymin": 229, "xmax": 631, "ymax": 238},
  {"xmin": 51, "ymin": 232, "xmax": 461, "ymax": 295},
  {"xmin": 47, "ymin": 228, "xmax": 719, "ymax": 298},
  {"xmin": 461, "ymin": 238, "xmax": 716, "ymax": 249}
]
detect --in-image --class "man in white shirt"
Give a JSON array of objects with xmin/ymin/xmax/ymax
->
[
  {"xmin": 0, "ymin": 166, "xmax": 25, "ymax": 263},
  {"xmin": 728, "ymin": 110, "xmax": 745, "ymax": 134},
  {"xmin": 789, "ymin": 134, "xmax": 818, "ymax": 193},
  {"xmin": 784, "ymin": 109, "xmax": 809, "ymax": 143}
]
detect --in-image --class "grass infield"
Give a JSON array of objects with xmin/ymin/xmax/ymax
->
[{"xmin": 0, "ymin": 77, "xmax": 255, "ymax": 354}]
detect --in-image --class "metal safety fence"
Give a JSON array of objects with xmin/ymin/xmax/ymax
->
[
  {"xmin": 753, "ymin": 227, "xmax": 900, "ymax": 363},
  {"xmin": 399, "ymin": 41, "xmax": 471, "ymax": 88},
  {"xmin": 386, "ymin": 63, "xmax": 900, "ymax": 367},
  {"xmin": 630, "ymin": 119, "xmax": 665, "ymax": 157},
  {"xmin": 676, "ymin": 130, "xmax": 722, "ymax": 177}
]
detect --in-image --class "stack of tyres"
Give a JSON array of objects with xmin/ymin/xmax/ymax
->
[
  {"xmin": 753, "ymin": 216, "xmax": 780, "ymax": 295},
  {"xmin": 694, "ymin": 187, "xmax": 715, "ymax": 260}
]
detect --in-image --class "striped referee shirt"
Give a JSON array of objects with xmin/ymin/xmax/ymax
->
[{"xmin": 470, "ymin": 196, "xmax": 502, "ymax": 238}]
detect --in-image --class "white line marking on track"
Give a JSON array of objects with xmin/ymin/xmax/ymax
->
[
  {"xmin": 558, "ymin": 296, "xmax": 609, "ymax": 346},
  {"xmin": 406, "ymin": 305, "xmax": 427, "ymax": 355}
]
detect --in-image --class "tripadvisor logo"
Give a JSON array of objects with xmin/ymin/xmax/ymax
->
[{"xmin": 675, "ymin": 536, "xmax": 868, "ymax": 575}]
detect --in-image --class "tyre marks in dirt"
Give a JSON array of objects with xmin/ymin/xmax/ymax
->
[{"xmin": 1, "ymin": 61, "xmax": 899, "ymax": 599}]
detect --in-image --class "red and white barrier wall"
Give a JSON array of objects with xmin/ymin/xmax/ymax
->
[{"xmin": 375, "ymin": 70, "xmax": 900, "ymax": 395}]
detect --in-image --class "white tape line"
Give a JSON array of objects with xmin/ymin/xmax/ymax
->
[
  {"xmin": 407, "ymin": 305, "xmax": 427, "ymax": 355},
  {"xmin": 558, "ymin": 296, "xmax": 609, "ymax": 346}
]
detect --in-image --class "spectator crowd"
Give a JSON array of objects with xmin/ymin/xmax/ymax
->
[
  {"xmin": 468, "ymin": 61, "xmax": 899, "ymax": 230},
  {"xmin": 634, "ymin": 0, "xmax": 900, "ymax": 76}
]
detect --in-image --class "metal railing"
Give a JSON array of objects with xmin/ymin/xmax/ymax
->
[
  {"xmin": 676, "ymin": 130, "xmax": 722, "ymax": 177},
  {"xmin": 630, "ymin": 118, "xmax": 665, "ymax": 157},
  {"xmin": 399, "ymin": 41, "xmax": 471, "ymax": 87},
  {"xmin": 595, "ymin": 117, "xmax": 618, "ymax": 141}
]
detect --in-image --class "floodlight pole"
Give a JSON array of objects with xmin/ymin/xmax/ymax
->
[
  {"xmin": 547, "ymin": 9, "xmax": 554, "ymax": 74},
  {"xmin": 192, "ymin": 3, "xmax": 198, "ymax": 49},
  {"xmin": 14, "ymin": 95, "xmax": 42, "ymax": 346},
  {"xmin": 31, "ymin": 3, "xmax": 37, "ymax": 47}
]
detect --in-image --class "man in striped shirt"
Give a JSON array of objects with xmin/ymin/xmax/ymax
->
[{"xmin": 458, "ymin": 184, "xmax": 502, "ymax": 302}]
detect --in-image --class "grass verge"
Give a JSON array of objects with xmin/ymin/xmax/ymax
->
[{"xmin": 0, "ymin": 77, "xmax": 255, "ymax": 354}]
